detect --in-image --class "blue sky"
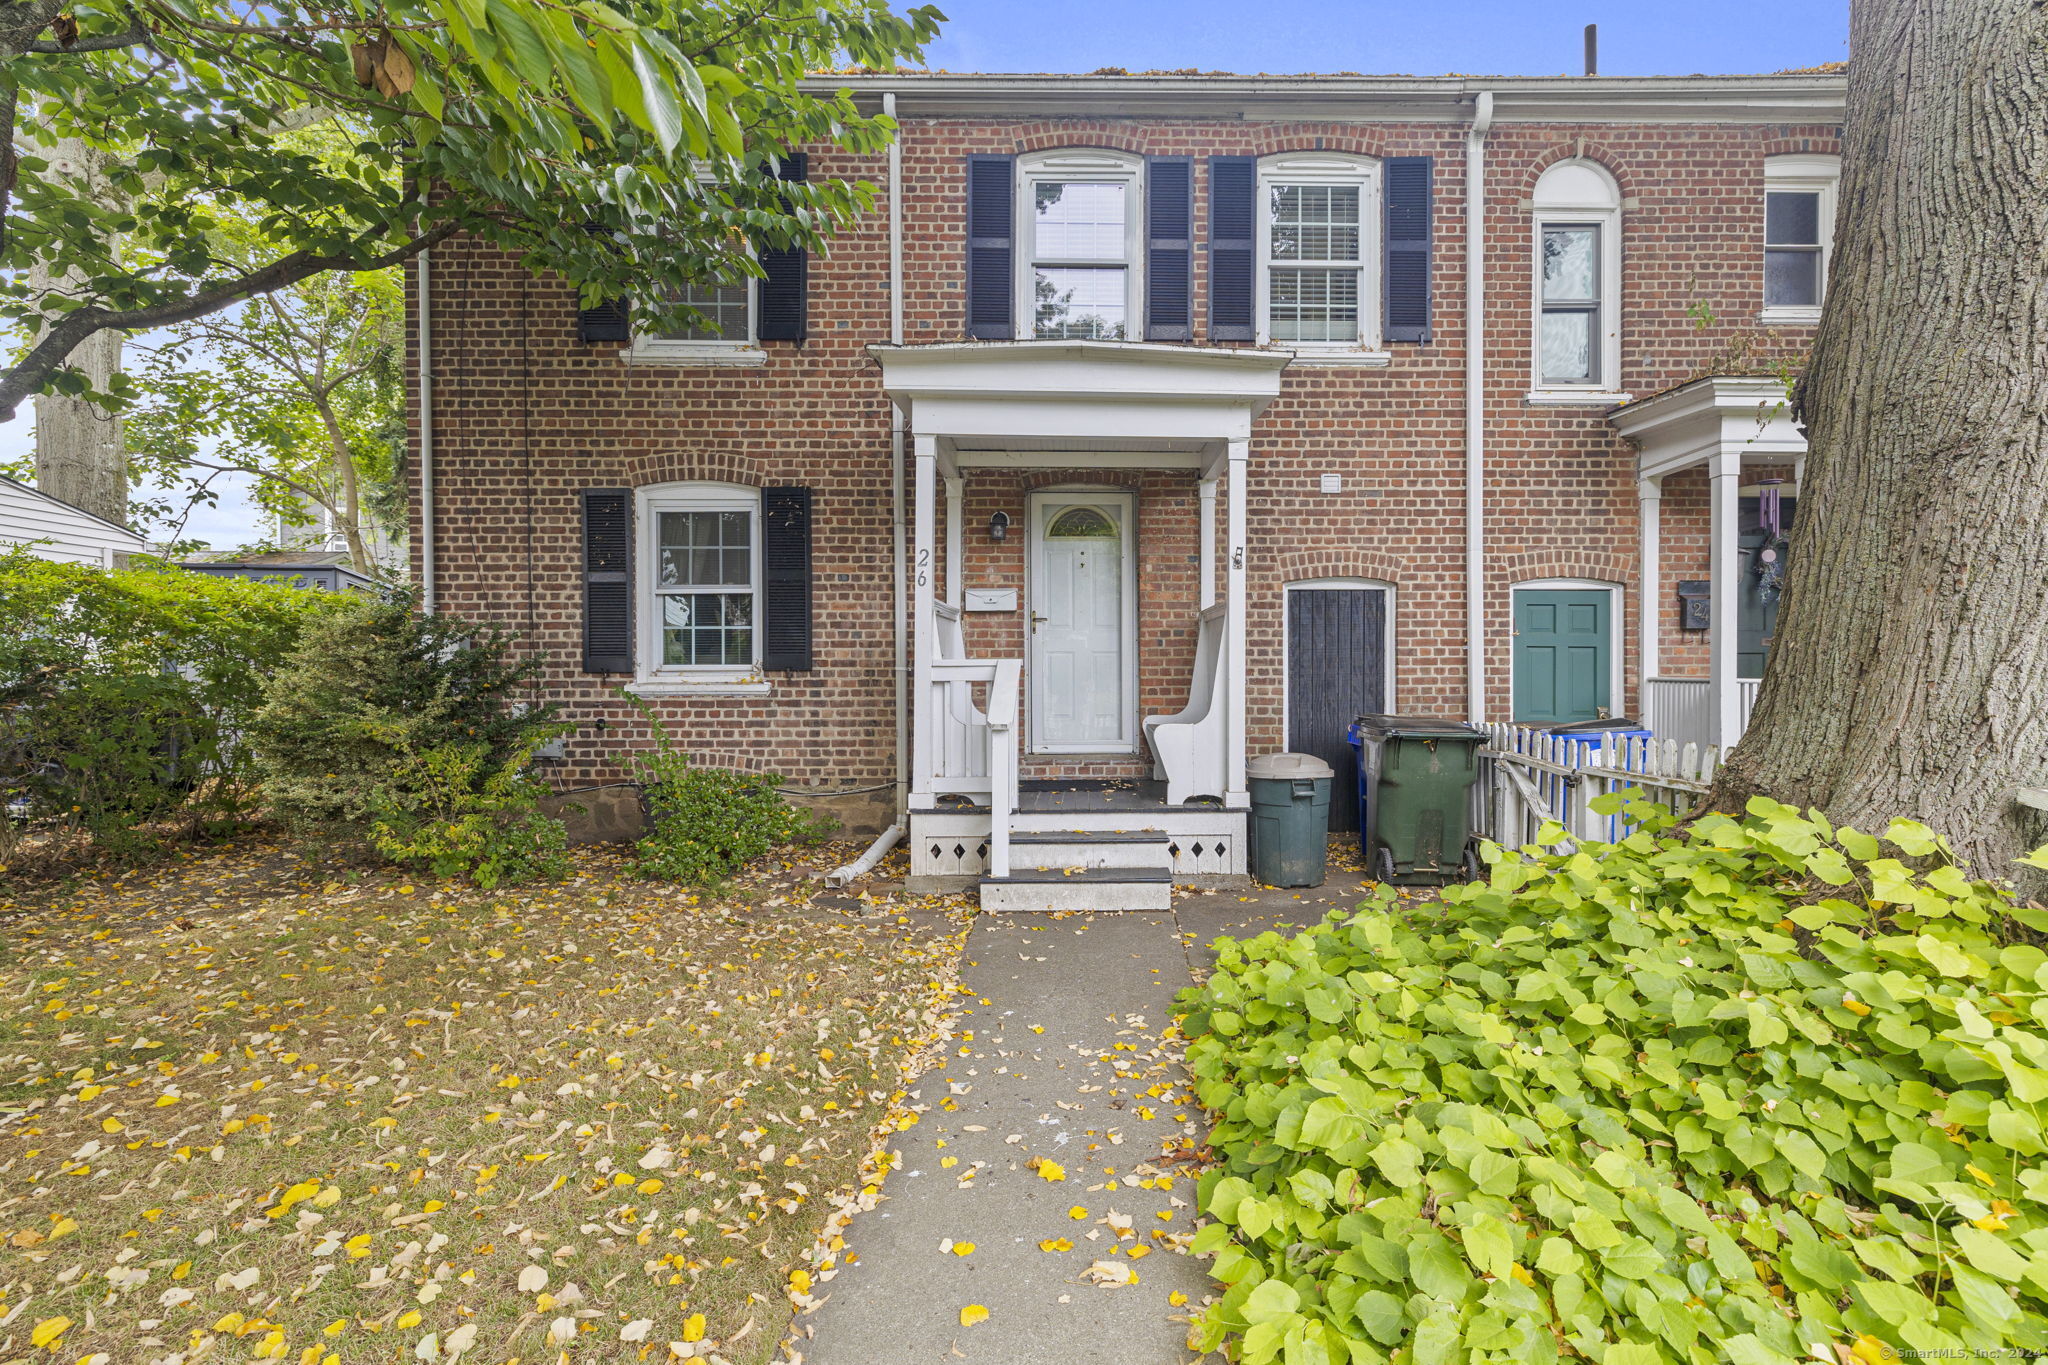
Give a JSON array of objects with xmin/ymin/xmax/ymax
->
[
  {"xmin": 2, "ymin": 0, "xmax": 1847, "ymax": 549},
  {"xmin": 923, "ymin": 0, "xmax": 1848, "ymax": 78}
]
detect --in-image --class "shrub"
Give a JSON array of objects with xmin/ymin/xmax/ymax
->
[
  {"xmin": 622, "ymin": 699, "xmax": 832, "ymax": 884},
  {"xmin": 1179, "ymin": 796, "xmax": 2048, "ymax": 1365},
  {"xmin": 364, "ymin": 732, "xmax": 570, "ymax": 889},
  {"xmin": 0, "ymin": 550, "xmax": 344, "ymax": 851},
  {"xmin": 250, "ymin": 592, "xmax": 571, "ymax": 884}
]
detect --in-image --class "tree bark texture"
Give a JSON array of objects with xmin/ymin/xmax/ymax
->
[
  {"xmin": 27, "ymin": 134, "xmax": 126, "ymax": 525},
  {"xmin": 1711, "ymin": 0, "xmax": 2048, "ymax": 882}
]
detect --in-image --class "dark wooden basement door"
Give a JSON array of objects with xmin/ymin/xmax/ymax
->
[{"xmin": 1286, "ymin": 587, "xmax": 1388, "ymax": 832}]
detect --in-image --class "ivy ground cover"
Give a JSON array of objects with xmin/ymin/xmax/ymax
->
[
  {"xmin": 1180, "ymin": 798, "xmax": 2048, "ymax": 1364},
  {"xmin": 0, "ymin": 841, "xmax": 968, "ymax": 1363}
]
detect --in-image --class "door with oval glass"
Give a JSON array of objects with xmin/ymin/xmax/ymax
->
[{"xmin": 1028, "ymin": 493, "xmax": 1135, "ymax": 752}]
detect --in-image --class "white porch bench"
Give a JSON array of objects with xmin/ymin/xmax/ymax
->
[{"xmin": 1143, "ymin": 603, "xmax": 1228, "ymax": 806}]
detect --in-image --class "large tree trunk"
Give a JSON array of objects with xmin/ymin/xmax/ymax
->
[
  {"xmin": 1709, "ymin": 0, "xmax": 2048, "ymax": 883},
  {"xmin": 27, "ymin": 134, "xmax": 126, "ymax": 525}
]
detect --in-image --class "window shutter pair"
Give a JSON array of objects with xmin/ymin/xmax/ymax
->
[
  {"xmin": 575, "ymin": 157, "xmax": 810, "ymax": 344},
  {"xmin": 1208, "ymin": 154, "xmax": 1436, "ymax": 343},
  {"xmin": 965, "ymin": 154, "xmax": 1195, "ymax": 342},
  {"xmin": 579, "ymin": 487, "xmax": 814, "ymax": 674}
]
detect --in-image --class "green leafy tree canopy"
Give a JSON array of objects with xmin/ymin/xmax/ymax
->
[{"xmin": 2, "ymin": 0, "xmax": 943, "ymax": 418}]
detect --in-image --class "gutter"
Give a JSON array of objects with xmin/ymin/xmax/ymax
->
[
  {"xmin": 828, "ymin": 90, "xmax": 908, "ymax": 888},
  {"xmin": 417, "ymin": 248, "xmax": 436, "ymax": 613},
  {"xmin": 1464, "ymin": 90, "xmax": 1493, "ymax": 723}
]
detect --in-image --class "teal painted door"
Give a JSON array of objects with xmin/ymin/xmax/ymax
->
[{"xmin": 1513, "ymin": 589, "xmax": 1612, "ymax": 724}]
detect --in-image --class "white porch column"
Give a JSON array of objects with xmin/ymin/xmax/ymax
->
[
  {"xmin": 1197, "ymin": 476, "xmax": 1218, "ymax": 609},
  {"xmin": 944, "ymin": 474, "xmax": 964, "ymax": 610},
  {"xmin": 1637, "ymin": 474, "xmax": 1662, "ymax": 722},
  {"xmin": 1225, "ymin": 439, "xmax": 1249, "ymax": 806},
  {"xmin": 1708, "ymin": 448, "xmax": 1742, "ymax": 749},
  {"xmin": 910, "ymin": 435, "xmax": 939, "ymax": 808}
]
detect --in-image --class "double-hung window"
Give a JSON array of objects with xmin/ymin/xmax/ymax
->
[
  {"xmin": 637, "ymin": 483, "xmax": 762, "ymax": 687},
  {"xmin": 1539, "ymin": 224, "xmax": 1603, "ymax": 384},
  {"xmin": 1257, "ymin": 154, "xmax": 1380, "ymax": 354},
  {"xmin": 1016, "ymin": 151, "xmax": 1143, "ymax": 340},
  {"xmin": 627, "ymin": 276, "xmax": 764, "ymax": 365},
  {"xmin": 1530, "ymin": 159, "xmax": 1624, "ymax": 402},
  {"xmin": 1762, "ymin": 155, "xmax": 1839, "ymax": 323}
]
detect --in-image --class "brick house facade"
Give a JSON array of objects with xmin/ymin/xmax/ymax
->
[{"xmin": 409, "ymin": 71, "xmax": 1844, "ymax": 898}]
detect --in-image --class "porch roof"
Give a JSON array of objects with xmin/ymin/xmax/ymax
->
[
  {"xmin": 871, "ymin": 340, "xmax": 1293, "ymax": 472},
  {"xmin": 1608, "ymin": 374, "xmax": 1807, "ymax": 481}
]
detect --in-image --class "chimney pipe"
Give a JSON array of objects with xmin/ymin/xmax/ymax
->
[{"xmin": 1583, "ymin": 23, "xmax": 1598, "ymax": 76}]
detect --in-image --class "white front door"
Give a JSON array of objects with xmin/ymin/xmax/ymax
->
[{"xmin": 1029, "ymin": 493, "xmax": 1135, "ymax": 752}]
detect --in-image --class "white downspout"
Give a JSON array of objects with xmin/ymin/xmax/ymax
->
[
  {"xmin": 417, "ymin": 248, "xmax": 436, "ymax": 612},
  {"xmin": 828, "ymin": 91, "xmax": 908, "ymax": 888},
  {"xmin": 1463, "ymin": 91, "xmax": 1493, "ymax": 723}
]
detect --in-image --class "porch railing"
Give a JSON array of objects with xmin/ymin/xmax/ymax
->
[
  {"xmin": 1642, "ymin": 676, "xmax": 1760, "ymax": 750},
  {"xmin": 1477, "ymin": 723, "xmax": 1724, "ymax": 852}
]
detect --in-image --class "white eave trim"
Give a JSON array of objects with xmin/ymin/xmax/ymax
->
[
  {"xmin": 1610, "ymin": 374, "xmax": 1807, "ymax": 479},
  {"xmin": 814, "ymin": 72, "xmax": 1846, "ymax": 124}
]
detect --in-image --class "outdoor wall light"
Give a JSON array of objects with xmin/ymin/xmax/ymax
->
[{"xmin": 988, "ymin": 511, "xmax": 1011, "ymax": 542}]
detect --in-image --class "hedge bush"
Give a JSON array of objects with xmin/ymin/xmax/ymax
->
[
  {"xmin": 250, "ymin": 592, "xmax": 571, "ymax": 884},
  {"xmin": 1179, "ymin": 796, "xmax": 2048, "ymax": 1365},
  {"xmin": 621, "ymin": 697, "xmax": 833, "ymax": 884},
  {"xmin": 0, "ymin": 550, "xmax": 345, "ymax": 849}
]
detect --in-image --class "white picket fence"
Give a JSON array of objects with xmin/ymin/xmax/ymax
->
[{"xmin": 1476, "ymin": 723, "xmax": 1725, "ymax": 851}]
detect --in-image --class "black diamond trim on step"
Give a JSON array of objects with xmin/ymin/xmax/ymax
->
[
  {"xmin": 953, "ymin": 842, "xmax": 967, "ymax": 860},
  {"xmin": 1190, "ymin": 841, "xmax": 1206, "ymax": 858}
]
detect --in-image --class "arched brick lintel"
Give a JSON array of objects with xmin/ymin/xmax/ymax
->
[{"xmin": 625, "ymin": 449, "xmax": 765, "ymax": 488}]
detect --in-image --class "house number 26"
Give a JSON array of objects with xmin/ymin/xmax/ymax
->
[{"xmin": 916, "ymin": 547, "xmax": 930, "ymax": 587}]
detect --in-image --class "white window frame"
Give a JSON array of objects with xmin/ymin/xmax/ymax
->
[
  {"xmin": 1528, "ymin": 159, "xmax": 1625, "ymax": 406},
  {"xmin": 1760, "ymin": 155, "xmax": 1840, "ymax": 326},
  {"xmin": 1256, "ymin": 153, "xmax": 1387, "ymax": 364},
  {"xmin": 1279, "ymin": 579, "xmax": 1398, "ymax": 747},
  {"xmin": 1507, "ymin": 577, "xmax": 1625, "ymax": 724},
  {"xmin": 630, "ymin": 482, "xmax": 769, "ymax": 696},
  {"xmin": 625, "ymin": 276, "xmax": 765, "ymax": 367},
  {"xmin": 1014, "ymin": 149, "xmax": 1146, "ymax": 343}
]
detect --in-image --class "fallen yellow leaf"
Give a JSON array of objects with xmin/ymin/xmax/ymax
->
[{"xmin": 959, "ymin": 1304, "xmax": 990, "ymax": 1327}]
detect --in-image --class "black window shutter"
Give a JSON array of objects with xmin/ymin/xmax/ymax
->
[
  {"xmin": 761, "ymin": 486, "xmax": 813, "ymax": 671},
  {"xmin": 581, "ymin": 489, "xmax": 633, "ymax": 673},
  {"xmin": 1384, "ymin": 156, "xmax": 1434, "ymax": 343},
  {"xmin": 577, "ymin": 299, "xmax": 631, "ymax": 344},
  {"xmin": 1145, "ymin": 156, "xmax": 1193, "ymax": 341},
  {"xmin": 576, "ymin": 221, "xmax": 631, "ymax": 343},
  {"xmin": 966, "ymin": 154, "xmax": 1015, "ymax": 339},
  {"xmin": 1208, "ymin": 156, "xmax": 1256, "ymax": 341},
  {"xmin": 757, "ymin": 153, "xmax": 809, "ymax": 343}
]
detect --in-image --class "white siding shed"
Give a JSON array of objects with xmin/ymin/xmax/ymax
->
[{"xmin": 0, "ymin": 476, "xmax": 145, "ymax": 567}]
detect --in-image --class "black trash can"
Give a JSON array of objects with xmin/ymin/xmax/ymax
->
[{"xmin": 1346, "ymin": 714, "xmax": 1488, "ymax": 886}]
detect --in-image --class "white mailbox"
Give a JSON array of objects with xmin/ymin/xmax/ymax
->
[{"xmin": 964, "ymin": 587, "xmax": 1018, "ymax": 612}]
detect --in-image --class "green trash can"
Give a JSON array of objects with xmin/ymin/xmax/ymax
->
[
  {"xmin": 1248, "ymin": 752, "xmax": 1334, "ymax": 888},
  {"xmin": 1346, "ymin": 714, "xmax": 1488, "ymax": 886}
]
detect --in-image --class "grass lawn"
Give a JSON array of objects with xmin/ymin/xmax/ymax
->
[{"xmin": 0, "ymin": 840, "xmax": 970, "ymax": 1364}]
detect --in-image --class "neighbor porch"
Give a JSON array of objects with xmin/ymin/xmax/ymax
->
[{"xmin": 1616, "ymin": 375, "xmax": 1807, "ymax": 752}]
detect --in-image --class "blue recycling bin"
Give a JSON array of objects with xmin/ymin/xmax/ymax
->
[{"xmin": 1545, "ymin": 718, "xmax": 1654, "ymax": 839}]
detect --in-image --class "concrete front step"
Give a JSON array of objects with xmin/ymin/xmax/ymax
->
[
  {"xmin": 977, "ymin": 868, "xmax": 1174, "ymax": 912},
  {"xmin": 1005, "ymin": 830, "xmax": 1172, "ymax": 872}
]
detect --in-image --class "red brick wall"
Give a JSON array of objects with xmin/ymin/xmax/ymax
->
[{"xmin": 409, "ymin": 109, "xmax": 1837, "ymax": 804}]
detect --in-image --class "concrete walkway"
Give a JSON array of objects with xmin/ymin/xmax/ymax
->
[{"xmin": 799, "ymin": 871, "xmax": 1368, "ymax": 1365}]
